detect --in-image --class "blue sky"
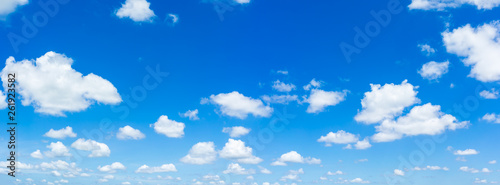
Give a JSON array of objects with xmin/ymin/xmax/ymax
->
[{"xmin": 0, "ymin": 0, "xmax": 500, "ymax": 184}]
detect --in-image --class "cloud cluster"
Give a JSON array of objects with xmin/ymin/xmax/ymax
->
[
  {"xmin": 116, "ymin": 0, "xmax": 156, "ymax": 22},
  {"xmin": 271, "ymin": 151, "xmax": 320, "ymax": 166},
  {"xmin": 151, "ymin": 115, "xmax": 185, "ymax": 138},
  {"xmin": 409, "ymin": 0, "xmax": 500, "ymax": 10},
  {"xmin": 0, "ymin": 52, "xmax": 122, "ymax": 116},
  {"xmin": 204, "ymin": 91, "xmax": 273, "ymax": 119},
  {"xmin": 443, "ymin": 21, "xmax": 500, "ymax": 82}
]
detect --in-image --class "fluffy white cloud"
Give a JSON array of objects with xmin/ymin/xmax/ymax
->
[
  {"xmin": 261, "ymin": 94, "xmax": 298, "ymax": 104},
  {"xmin": 454, "ymin": 149, "xmax": 479, "ymax": 155},
  {"xmin": 409, "ymin": 0, "xmax": 500, "ymax": 10},
  {"xmin": 372, "ymin": 103, "xmax": 468, "ymax": 142},
  {"xmin": 180, "ymin": 142, "xmax": 217, "ymax": 165},
  {"xmin": 303, "ymin": 79, "xmax": 322, "ymax": 90},
  {"xmin": 223, "ymin": 163, "xmax": 255, "ymax": 175},
  {"xmin": 482, "ymin": 113, "xmax": 500, "ymax": 123},
  {"xmin": 116, "ymin": 0, "xmax": 156, "ymax": 22},
  {"xmin": 44, "ymin": 126, "xmax": 77, "ymax": 139},
  {"xmin": 259, "ymin": 166, "xmax": 272, "ymax": 174},
  {"xmin": 460, "ymin": 166, "xmax": 479, "ymax": 173},
  {"xmin": 150, "ymin": 115, "xmax": 185, "ymax": 138},
  {"xmin": 317, "ymin": 130, "xmax": 359, "ymax": 146},
  {"xmin": 0, "ymin": 52, "xmax": 121, "ymax": 116},
  {"xmin": 480, "ymin": 88, "xmax": 499, "ymax": 99},
  {"xmin": 305, "ymin": 89, "xmax": 347, "ymax": 113},
  {"xmin": 350, "ymin": 178, "xmax": 370, "ymax": 184},
  {"xmin": 327, "ymin": 170, "xmax": 343, "ymax": 175},
  {"xmin": 489, "ymin": 160, "xmax": 497, "ymax": 164},
  {"xmin": 40, "ymin": 160, "xmax": 81, "ymax": 174},
  {"xmin": 355, "ymin": 80, "xmax": 420, "ymax": 124},
  {"xmin": 44, "ymin": 142, "xmax": 72, "ymax": 158},
  {"xmin": 0, "ymin": 0, "xmax": 28, "ymax": 18},
  {"xmin": 413, "ymin": 165, "xmax": 449, "ymax": 171},
  {"xmin": 219, "ymin": 139, "xmax": 262, "ymax": 164},
  {"xmin": 98, "ymin": 162, "xmax": 126, "ymax": 173},
  {"xmin": 70, "ymin": 139, "xmax": 110, "ymax": 157},
  {"xmin": 418, "ymin": 44, "xmax": 436, "ymax": 56},
  {"xmin": 222, "ymin": 126, "xmax": 251, "ymax": 138},
  {"xmin": 204, "ymin": 91, "xmax": 273, "ymax": 119},
  {"xmin": 271, "ymin": 151, "xmax": 320, "ymax": 166},
  {"xmin": 272, "ymin": 80, "xmax": 296, "ymax": 92},
  {"xmin": 394, "ymin": 169, "xmax": 405, "ymax": 176},
  {"xmin": 443, "ymin": 21, "xmax": 500, "ymax": 82},
  {"xmin": 31, "ymin": 150, "xmax": 43, "ymax": 159},
  {"xmin": 180, "ymin": 109, "xmax": 199, "ymax": 120},
  {"xmin": 117, "ymin": 125, "xmax": 145, "ymax": 140},
  {"xmin": 135, "ymin": 164, "xmax": 177, "ymax": 173},
  {"xmin": 418, "ymin": 61, "xmax": 450, "ymax": 80},
  {"xmin": 354, "ymin": 138, "xmax": 372, "ymax": 150},
  {"xmin": 280, "ymin": 168, "xmax": 304, "ymax": 182}
]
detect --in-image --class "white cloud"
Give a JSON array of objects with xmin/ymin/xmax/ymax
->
[
  {"xmin": 413, "ymin": 165, "xmax": 449, "ymax": 171},
  {"xmin": 272, "ymin": 80, "xmax": 296, "ymax": 92},
  {"xmin": 280, "ymin": 168, "xmax": 304, "ymax": 182},
  {"xmin": 223, "ymin": 163, "xmax": 255, "ymax": 175},
  {"xmin": 44, "ymin": 126, "xmax": 77, "ymax": 139},
  {"xmin": 222, "ymin": 126, "xmax": 251, "ymax": 138},
  {"xmin": 482, "ymin": 168, "xmax": 492, "ymax": 173},
  {"xmin": 303, "ymin": 79, "xmax": 322, "ymax": 90},
  {"xmin": 261, "ymin": 94, "xmax": 298, "ymax": 104},
  {"xmin": 150, "ymin": 115, "xmax": 185, "ymax": 138},
  {"xmin": 480, "ymin": 88, "xmax": 499, "ymax": 99},
  {"xmin": 166, "ymin": 13, "xmax": 179, "ymax": 25},
  {"xmin": 180, "ymin": 109, "xmax": 199, "ymax": 120},
  {"xmin": 418, "ymin": 44, "xmax": 436, "ymax": 56},
  {"xmin": 31, "ymin": 150, "xmax": 43, "ymax": 159},
  {"xmin": 44, "ymin": 142, "xmax": 72, "ymax": 158},
  {"xmin": 235, "ymin": 0, "xmax": 251, "ymax": 4},
  {"xmin": 394, "ymin": 169, "xmax": 405, "ymax": 176},
  {"xmin": 460, "ymin": 166, "xmax": 479, "ymax": 173},
  {"xmin": 0, "ymin": 52, "xmax": 121, "ymax": 116},
  {"xmin": 305, "ymin": 89, "xmax": 347, "ymax": 113},
  {"xmin": 443, "ymin": 21, "xmax": 500, "ymax": 82},
  {"xmin": 205, "ymin": 91, "xmax": 273, "ymax": 119},
  {"xmin": 116, "ymin": 0, "xmax": 156, "ymax": 22},
  {"xmin": 355, "ymin": 80, "xmax": 420, "ymax": 124},
  {"xmin": 98, "ymin": 162, "xmax": 126, "ymax": 173},
  {"xmin": 70, "ymin": 139, "xmax": 111, "ymax": 157},
  {"xmin": 354, "ymin": 138, "xmax": 372, "ymax": 150},
  {"xmin": 489, "ymin": 160, "xmax": 497, "ymax": 164},
  {"xmin": 135, "ymin": 164, "xmax": 177, "ymax": 173},
  {"xmin": 0, "ymin": 0, "xmax": 28, "ymax": 18},
  {"xmin": 372, "ymin": 103, "xmax": 468, "ymax": 142},
  {"xmin": 40, "ymin": 160, "xmax": 81, "ymax": 175},
  {"xmin": 327, "ymin": 170, "xmax": 343, "ymax": 175},
  {"xmin": 317, "ymin": 130, "xmax": 359, "ymax": 146},
  {"xmin": 259, "ymin": 166, "xmax": 272, "ymax": 174},
  {"xmin": 409, "ymin": 0, "xmax": 500, "ymax": 10},
  {"xmin": 277, "ymin": 70, "xmax": 288, "ymax": 75},
  {"xmin": 418, "ymin": 61, "xmax": 450, "ymax": 80},
  {"xmin": 350, "ymin": 178, "xmax": 370, "ymax": 184},
  {"xmin": 219, "ymin": 139, "xmax": 262, "ymax": 164},
  {"xmin": 482, "ymin": 113, "xmax": 500, "ymax": 123},
  {"xmin": 454, "ymin": 149, "xmax": 479, "ymax": 155},
  {"xmin": 271, "ymin": 151, "xmax": 320, "ymax": 166},
  {"xmin": 117, "ymin": 125, "xmax": 145, "ymax": 140},
  {"xmin": 180, "ymin": 142, "xmax": 217, "ymax": 165}
]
